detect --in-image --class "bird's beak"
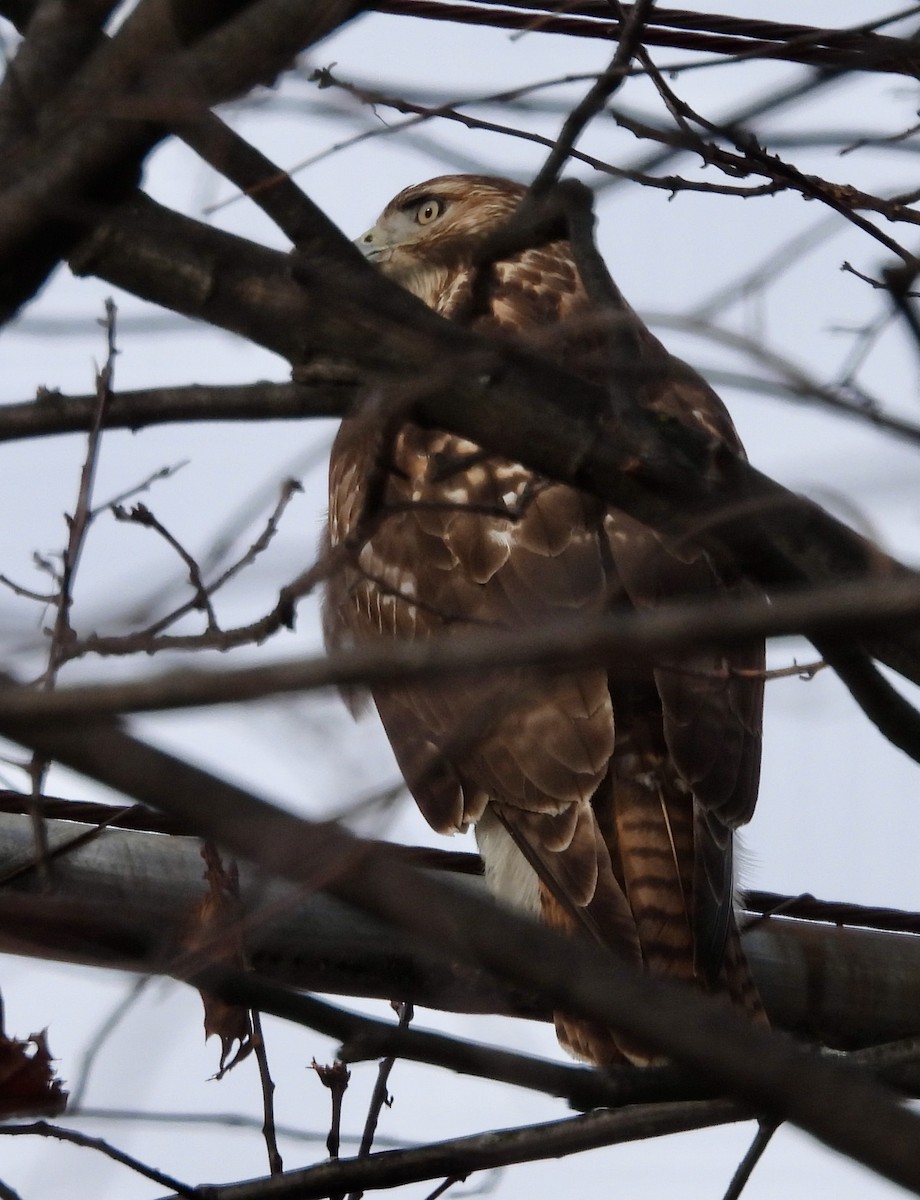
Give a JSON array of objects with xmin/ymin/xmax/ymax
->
[{"xmin": 356, "ymin": 226, "xmax": 385, "ymax": 261}]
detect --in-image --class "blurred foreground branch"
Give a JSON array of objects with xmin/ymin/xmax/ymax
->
[
  {"xmin": 1, "ymin": 718, "xmax": 920, "ymax": 1192},
  {"xmin": 68, "ymin": 191, "xmax": 920, "ymax": 698},
  {"xmin": 2, "ymin": 812, "xmax": 920, "ymax": 1056}
]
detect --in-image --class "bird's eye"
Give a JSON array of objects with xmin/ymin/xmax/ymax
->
[{"xmin": 415, "ymin": 199, "xmax": 442, "ymax": 225}]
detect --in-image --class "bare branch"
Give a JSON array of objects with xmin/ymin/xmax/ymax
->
[
  {"xmin": 349, "ymin": 999, "xmax": 414, "ymax": 1200},
  {"xmin": 721, "ymin": 1120, "xmax": 779, "ymax": 1200},
  {"xmin": 156, "ymin": 1100, "xmax": 752, "ymax": 1199},
  {"xmin": 648, "ymin": 315, "xmax": 920, "ymax": 448},
  {"xmin": 0, "ymin": 575, "xmax": 916, "ymax": 722},
  {"xmin": 250, "ymin": 1011, "xmax": 283, "ymax": 1176},
  {"xmin": 0, "ymin": 1121, "xmax": 196, "ymax": 1197},
  {"xmin": 0, "ymin": 0, "xmax": 362, "ymax": 320},
  {"xmin": 2, "ymin": 722, "xmax": 920, "ymax": 1193},
  {"xmin": 0, "ymin": 381, "xmax": 349, "ymax": 444},
  {"xmin": 368, "ymin": 2, "xmax": 920, "ymax": 76},
  {"xmin": 530, "ymin": 0, "xmax": 656, "ymax": 193}
]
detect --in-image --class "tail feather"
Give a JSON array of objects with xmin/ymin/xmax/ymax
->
[
  {"xmin": 613, "ymin": 772, "xmax": 697, "ymax": 983},
  {"xmin": 720, "ymin": 918, "xmax": 768, "ymax": 1024},
  {"xmin": 476, "ymin": 769, "xmax": 767, "ymax": 1067}
]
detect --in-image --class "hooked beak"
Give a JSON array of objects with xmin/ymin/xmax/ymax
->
[{"xmin": 356, "ymin": 226, "xmax": 387, "ymax": 262}]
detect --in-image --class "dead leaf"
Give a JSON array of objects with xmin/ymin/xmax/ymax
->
[
  {"xmin": 183, "ymin": 842, "xmax": 253, "ymax": 1079},
  {"xmin": 0, "ymin": 1028, "xmax": 67, "ymax": 1118}
]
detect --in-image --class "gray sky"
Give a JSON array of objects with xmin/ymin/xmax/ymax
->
[{"xmin": 3, "ymin": 3, "xmax": 920, "ymax": 1196}]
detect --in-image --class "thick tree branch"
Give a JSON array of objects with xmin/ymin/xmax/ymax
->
[
  {"xmin": 0, "ymin": 576, "xmax": 917, "ymax": 727},
  {"xmin": 68, "ymin": 193, "xmax": 920, "ymax": 630},
  {"xmin": 4, "ymin": 810, "xmax": 920, "ymax": 1054},
  {"xmin": 2, "ymin": 721, "xmax": 920, "ymax": 1193},
  {"xmin": 0, "ymin": 0, "xmax": 363, "ymax": 320}
]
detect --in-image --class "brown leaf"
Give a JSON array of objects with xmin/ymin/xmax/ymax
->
[
  {"xmin": 0, "ymin": 1028, "xmax": 67, "ymax": 1118},
  {"xmin": 202, "ymin": 994, "xmax": 253, "ymax": 1080},
  {"xmin": 183, "ymin": 842, "xmax": 253, "ymax": 1079}
]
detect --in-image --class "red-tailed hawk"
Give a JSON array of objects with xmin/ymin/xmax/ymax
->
[{"xmin": 324, "ymin": 174, "xmax": 764, "ymax": 1064}]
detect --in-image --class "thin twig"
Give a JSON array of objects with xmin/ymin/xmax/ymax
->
[
  {"xmin": 308, "ymin": 66, "xmax": 776, "ymax": 198},
  {"xmin": 41, "ymin": 300, "xmax": 117, "ymax": 682},
  {"xmin": 423, "ymin": 1177, "xmax": 462, "ymax": 1200},
  {"xmin": 312, "ymin": 1061, "xmax": 351, "ymax": 1160},
  {"xmin": 68, "ymin": 978, "xmax": 149, "ymax": 1110},
  {"xmin": 66, "ymin": 1105, "xmax": 409, "ymax": 1147},
  {"xmin": 92, "ymin": 461, "xmax": 187, "ymax": 518},
  {"xmin": 531, "ymin": 0, "xmax": 656, "ymax": 192},
  {"xmin": 347, "ymin": 1001, "xmax": 415, "ymax": 1200},
  {"xmin": 627, "ymin": 48, "xmax": 920, "ymax": 264},
  {"xmin": 648, "ymin": 311, "xmax": 920, "ymax": 447},
  {"xmin": 250, "ymin": 1009, "xmax": 283, "ymax": 1175},
  {"xmin": 47, "ymin": 528, "xmax": 328, "ymax": 663},
  {"xmin": 0, "ymin": 1122, "xmax": 196, "ymax": 1197},
  {"xmin": 721, "ymin": 1119, "xmax": 779, "ymax": 1200},
  {"xmin": 27, "ymin": 299, "xmax": 117, "ymax": 881},
  {"xmin": 140, "ymin": 478, "xmax": 303, "ymax": 639},
  {"xmin": 111, "ymin": 503, "xmax": 218, "ymax": 630},
  {"xmin": 0, "ymin": 574, "xmax": 55, "ymax": 602}
]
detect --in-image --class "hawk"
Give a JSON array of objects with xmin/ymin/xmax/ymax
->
[{"xmin": 324, "ymin": 174, "xmax": 764, "ymax": 1064}]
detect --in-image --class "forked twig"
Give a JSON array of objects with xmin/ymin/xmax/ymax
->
[
  {"xmin": 27, "ymin": 300, "xmax": 118, "ymax": 879},
  {"xmin": 531, "ymin": 0, "xmax": 657, "ymax": 193}
]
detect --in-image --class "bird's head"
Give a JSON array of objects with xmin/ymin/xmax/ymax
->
[{"xmin": 356, "ymin": 174, "xmax": 527, "ymax": 300}]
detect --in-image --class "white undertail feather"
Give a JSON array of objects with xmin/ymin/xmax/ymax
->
[
  {"xmin": 732, "ymin": 832, "xmax": 755, "ymax": 911},
  {"xmin": 475, "ymin": 807, "xmax": 541, "ymax": 917}
]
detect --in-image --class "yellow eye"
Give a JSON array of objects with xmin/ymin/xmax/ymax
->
[{"xmin": 415, "ymin": 199, "xmax": 442, "ymax": 225}]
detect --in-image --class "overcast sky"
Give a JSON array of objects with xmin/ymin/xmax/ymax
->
[{"xmin": 3, "ymin": 3, "xmax": 920, "ymax": 1197}]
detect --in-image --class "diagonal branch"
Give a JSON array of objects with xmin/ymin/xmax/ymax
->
[
  {"xmin": 0, "ymin": 575, "xmax": 919, "ymax": 745},
  {"xmin": 60, "ymin": 182, "xmax": 920, "ymax": 720},
  {"xmin": 158, "ymin": 1099, "xmax": 751, "ymax": 1199},
  {"xmin": 0, "ymin": 0, "xmax": 363, "ymax": 321},
  {"xmin": 530, "ymin": 0, "xmax": 656, "ymax": 193},
  {"xmin": 368, "ymin": 1, "xmax": 920, "ymax": 76},
  {"xmin": 2, "ymin": 718, "xmax": 920, "ymax": 1192}
]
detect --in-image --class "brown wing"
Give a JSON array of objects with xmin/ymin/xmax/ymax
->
[
  {"xmin": 325, "ymin": 211, "xmax": 764, "ymax": 1064},
  {"xmin": 603, "ymin": 362, "xmax": 763, "ymax": 979},
  {"xmin": 483, "ymin": 242, "xmax": 763, "ymax": 995},
  {"xmin": 326, "ymin": 415, "xmax": 634, "ymax": 866}
]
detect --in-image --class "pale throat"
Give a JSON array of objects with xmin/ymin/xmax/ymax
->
[{"xmin": 380, "ymin": 256, "xmax": 452, "ymax": 312}]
